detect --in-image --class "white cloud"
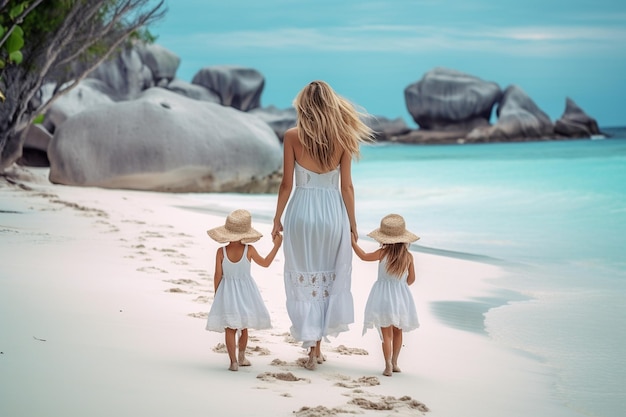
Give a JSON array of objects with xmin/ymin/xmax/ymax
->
[{"xmin": 177, "ymin": 24, "xmax": 626, "ymax": 57}]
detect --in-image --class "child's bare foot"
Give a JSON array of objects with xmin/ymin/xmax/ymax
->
[
  {"xmin": 229, "ymin": 362, "xmax": 239, "ymax": 371},
  {"xmin": 383, "ymin": 361, "xmax": 393, "ymax": 377},
  {"xmin": 392, "ymin": 363, "xmax": 402, "ymax": 373},
  {"xmin": 238, "ymin": 352, "xmax": 251, "ymax": 366}
]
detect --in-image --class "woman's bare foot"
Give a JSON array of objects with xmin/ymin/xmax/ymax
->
[
  {"xmin": 238, "ymin": 352, "xmax": 251, "ymax": 366},
  {"xmin": 304, "ymin": 353, "xmax": 317, "ymax": 370},
  {"xmin": 316, "ymin": 353, "xmax": 326, "ymax": 364},
  {"xmin": 392, "ymin": 363, "xmax": 401, "ymax": 373},
  {"xmin": 229, "ymin": 362, "xmax": 239, "ymax": 371}
]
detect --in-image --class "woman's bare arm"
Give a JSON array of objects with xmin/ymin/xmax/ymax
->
[
  {"xmin": 339, "ymin": 150, "xmax": 357, "ymax": 239},
  {"xmin": 272, "ymin": 129, "xmax": 296, "ymax": 237}
]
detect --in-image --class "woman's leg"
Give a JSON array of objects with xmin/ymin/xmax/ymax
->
[
  {"xmin": 225, "ymin": 327, "xmax": 238, "ymax": 371},
  {"xmin": 380, "ymin": 326, "xmax": 393, "ymax": 376},
  {"xmin": 304, "ymin": 340, "xmax": 320, "ymax": 370},
  {"xmin": 238, "ymin": 328, "xmax": 251, "ymax": 366},
  {"xmin": 316, "ymin": 340, "xmax": 326, "ymax": 364},
  {"xmin": 391, "ymin": 326, "xmax": 403, "ymax": 372}
]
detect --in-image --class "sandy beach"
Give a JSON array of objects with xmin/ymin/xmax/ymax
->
[{"xmin": 0, "ymin": 166, "xmax": 578, "ymax": 417}]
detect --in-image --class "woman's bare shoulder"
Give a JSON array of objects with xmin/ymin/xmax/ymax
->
[{"xmin": 284, "ymin": 127, "xmax": 299, "ymax": 142}]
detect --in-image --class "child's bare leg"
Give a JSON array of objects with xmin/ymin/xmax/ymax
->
[
  {"xmin": 380, "ymin": 326, "xmax": 393, "ymax": 376},
  {"xmin": 391, "ymin": 326, "xmax": 403, "ymax": 372},
  {"xmin": 237, "ymin": 328, "xmax": 251, "ymax": 366},
  {"xmin": 225, "ymin": 327, "xmax": 238, "ymax": 371}
]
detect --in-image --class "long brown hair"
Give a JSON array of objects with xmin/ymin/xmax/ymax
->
[
  {"xmin": 293, "ymin": 80, "xmax": 374, "ymax": 172},
  {"xmin": 381, "ymin": 243, "xmax": 412, "ymax": 278}
]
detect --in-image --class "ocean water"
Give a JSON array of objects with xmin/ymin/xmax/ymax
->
[
  {"xmin": 185, "ymin": 133, "xmax": 626, "ymax": 417},
  {"xmin": 353, "ymin": 136, "xmax": 626, "ymax": 417}
]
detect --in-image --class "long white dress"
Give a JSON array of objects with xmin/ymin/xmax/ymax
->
[
  {"xmin": 283, "ymin": 162, "xmax": 354, "ymax": 347},
  {"xmin": 362, "ymin": 258, "xmax": 419, "ymax": 336},
  {"xmin": 205, "ymin": 245, "xmax": 272, "ymax": 332}
]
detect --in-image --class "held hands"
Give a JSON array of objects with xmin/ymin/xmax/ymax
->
[
  {"xmin": 272, "ymin": 231, "xmax": 283, "ymax": 247},
  {"xmin": 271, "ymin": 219, "xmax": 283, "ymax": 239}
]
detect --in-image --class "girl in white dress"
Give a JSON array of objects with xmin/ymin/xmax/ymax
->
[
  {"xmin": 272, "ymin": 81, "xmax": 374, "ymax": 370},
  {"xmin": 352, "ymin": 214, "xmax": 420, "ymax": 377},
  {"xmin": 206, "ymin": 209, "xmax": 282, "ymax": 371}
]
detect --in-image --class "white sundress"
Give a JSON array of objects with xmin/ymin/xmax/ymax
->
[
  {"xmin": 283, "ymin": 162, "xmax": 354, "ymax": 346},
  {"xmin": 363, "ymin": 258, "xmax": 419, "ymax": 336},
  {"xmin": 205, "ymin": 245, "xmax": 272, "ymax": 332}
]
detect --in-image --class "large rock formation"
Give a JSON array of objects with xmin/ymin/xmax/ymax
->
[
  {"xmin": 192, "ymin": 66, "xmax": 264, "ymax": 112},
  {"xmin": 404, "ymin": 67, "xmax": 501, "ymax": 131},
  {"xmin": 135, "ymin": 43, "xmax": 181, "ymax": 86},
  {"xmin": 364, "ymin": 116, "xmax": 411, "ymax": 141},
  {"xmin": 165, "ymin": 78, "xmax": 221, "ymax": 103},
  {"xmin": 467, "ymin": 85, "xmax": 554, "ymax": 142},
  {"xmin": 40, "ymin": 79, "xmax": 115, "ymax": 133},
  {"xmin": 83, "ymin": 46, "xmax": 154, "ymax": 101},
  {"xmin": 554, "ymin": 98, "xmax": 601, "ymax": 138},
  {"xmin": 48, "ymin": 88, "xmax": 282, "ymax": 193},
  {"xmin": 249, "ymin": 106, "xmax": 297, "ymax": 141}
]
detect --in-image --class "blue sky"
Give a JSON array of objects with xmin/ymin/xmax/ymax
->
[{"xmin": 151, "ymin": 0, "xmax": 626, "ymax": 127}]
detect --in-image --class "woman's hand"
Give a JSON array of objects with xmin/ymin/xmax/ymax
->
[{"xmin": 272, "ymin": 219, "xmax": 283, "ymax": 238}]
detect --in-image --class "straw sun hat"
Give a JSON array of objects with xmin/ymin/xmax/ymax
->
[
  {"xmin": 206, "ymin": 209, "xmax": 262, "ymax": 244},
  {"xmin": 367, "ymin": 214, "xmax": 420, "ymax": 244}
]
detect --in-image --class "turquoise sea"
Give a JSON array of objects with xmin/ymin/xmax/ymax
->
[
  {"xmin": 354, "ymin": 132, "xmax": 626, "ymax": 417},
  {"xmin": 188, "ymin": 130, "xmax": 626, "ymax": 417}
]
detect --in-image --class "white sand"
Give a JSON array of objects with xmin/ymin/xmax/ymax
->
[{"xmin": 0, "ymin": 167, "xmax": 575, "ymax": 417}]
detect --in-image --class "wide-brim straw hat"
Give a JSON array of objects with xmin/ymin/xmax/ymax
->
[
  {"xmin": 207, "ymin": 209, "xmax": 262, "ymax": 244},
  {"xmin": 367, "ymin": 213, "xmax": 420, "ymax": 244}
]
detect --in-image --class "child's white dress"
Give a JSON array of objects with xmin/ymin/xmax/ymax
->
[
  {"xmin": 363, "ymin": 258, "xmax": 419, "ymax": 336},
  {"xmin": 206, "ymin": 245, "xmax": 272, "ymax": 332}
]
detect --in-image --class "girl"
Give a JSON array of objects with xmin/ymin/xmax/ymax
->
[
  {"xmin": 206, "ymin": 209, "xmax": 282, "ymax": 371},
  {"xmin": 351, "ymin": 214, "xmax": 420, "ymax": 377}
]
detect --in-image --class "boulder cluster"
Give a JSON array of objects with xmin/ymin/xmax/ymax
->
[
  {"xmin": 19, "ymin": 46, "xmax": 603, "ymax": 192},
  {"xmin": 396, "ymin": 67, "xmax": 602, "ymax": 144},
  {"xmin": 22, "ymin": 43, "xmax": 284, "ymax": 193}
]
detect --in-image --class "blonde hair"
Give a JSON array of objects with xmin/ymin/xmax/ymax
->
[
  {"xmin": 381, "ymin": 243, "xmax": 412, "ymax": 278},
  {"xmin": 293, "ymin": 80, "xmax": 374, "ymax": 172}
]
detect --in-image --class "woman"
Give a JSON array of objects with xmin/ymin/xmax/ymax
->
[{"xmin": 271, "ymin": 80, "xmax": 373, "ymax": 370}]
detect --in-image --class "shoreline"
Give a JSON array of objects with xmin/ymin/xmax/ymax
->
[{"xmin": 0, "ymin": 167, "xmax": 580, "ymax": 417}]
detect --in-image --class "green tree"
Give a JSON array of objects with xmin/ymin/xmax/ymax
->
[{"xmin": 0, "ymin": 0, "xmax": 166, "ymax": 171}]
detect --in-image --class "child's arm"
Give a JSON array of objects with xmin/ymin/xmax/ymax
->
[
  {"xmin": 248, "ymin": 233, "xmax": 283, "ymax": 268},
  {"xmin": 213, "ymin": 248, "xmax": 224, "ymax": 293},
  {"xmin": 407, "ymin": 253, "xmax": 416, "ymax": 286},
  {"xmin": 351, "ymin": 234, "xmax": 381, "ymax": 262}
]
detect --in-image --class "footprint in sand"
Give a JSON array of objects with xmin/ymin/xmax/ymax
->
[
  {"xmin": 166, "ymin": 278, "xmax": 201, "ymax": 286},
  {"xmin": 137, "ymin": 266, "xmax": 168, "ymax": 274},
  {"xmin": 256, "ymin": 372, "xmax": 309, "ymax": 383},
  {"xmin": 333, "ymin": 375, "xmax": 380, "ymax": 388},
  {"xmin": 294, "ymin": 393, "xmax": 429, "ymax": 416},
  {"xmin": 212, "ymin": 343, "xmax": 270, "ymax": 356},
  {"xmin": 348, "ymin": 395, "xmax": 429, "ymax": 413},
  {"xmin": 188, "ymin": 312, "xmax": 208, "ymax": 319},
  {"xmin": 333, "ymin": 344, "xmax": 369, "ymax": 356},
  {"xmin": 165, "ymin": 287, "xmax": 189, "ymax": 294}
]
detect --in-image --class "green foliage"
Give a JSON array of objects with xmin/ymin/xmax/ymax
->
[{"xmin": 0, "ymin": 1, "xmax": 29, "ymax": 70}]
